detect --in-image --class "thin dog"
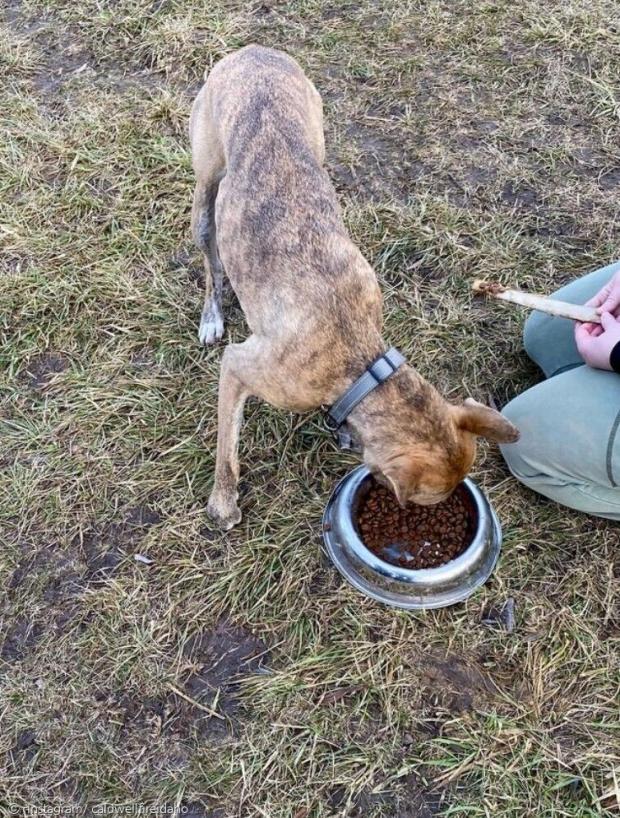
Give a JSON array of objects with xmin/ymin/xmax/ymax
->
[{"xmin": 189, "ymin": 45, "xmax": 518, "ymax": 529}]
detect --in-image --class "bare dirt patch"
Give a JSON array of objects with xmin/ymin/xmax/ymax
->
[
  {"xmin": 80, "ymin": 505, "xmax": 161, "ymax": 583},
  {"xmin": 419, "ymin": 652, "xmax": 496, "ymax": 713},
  {"xmin": 174, "ymin": 619, "xmax": 269, "ymax": 738},
  {"xmin": 329, "ymin": 773, "xmax": 441, "ymax": 817},
  {"xmin": 93, "ymin": 619, "xmax": 270, "ymax": 754},
  {"xmin": 8, "ymin": 729, "xmax": 40, "ymax": 769},
  {"xmin": 0, "ymin": 617, "xmax": 45, "ymax": 662},
  {"xmin": 21, "ymin": 352, "xmax": 70, "ymax": 390}
]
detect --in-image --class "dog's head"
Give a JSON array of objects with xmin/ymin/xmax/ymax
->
[{"xmin": 365, "ymin": 398, "xmax": 519, "ymax": 506}]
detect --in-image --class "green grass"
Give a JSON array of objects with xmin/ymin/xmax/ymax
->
[{"xmin": 1, "ymin": 0, "xmax": 619, "ymax": 815}]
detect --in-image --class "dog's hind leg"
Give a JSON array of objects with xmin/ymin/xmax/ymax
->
[{"xmin": 192, "ymin": 177, "xmax": 225, "ymax": 345}]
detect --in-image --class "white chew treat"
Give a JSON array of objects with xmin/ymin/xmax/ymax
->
[
  {"xmin": 472, "ymin": 280, "xmax": 601, "ymax": 323},
  {"xmin": 496, "ymin": 289, "xmax": 601, "ymax": 323}
]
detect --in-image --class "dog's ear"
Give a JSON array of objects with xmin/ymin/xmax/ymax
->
[
  {"xmin": 384, "ymin": 472, "xmax": 408, "ymax": 508},
  {"xmin": 453, "ymin": 398, "xmax": 520, "ymax": 443}
]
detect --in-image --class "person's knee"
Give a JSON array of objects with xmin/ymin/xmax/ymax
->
[
  {"xmin": 501, "ymin": 394, "xmax": 569, "ymax": 500},
  {"xmin": 500, "ymin": 392, "xmax": 551, "ymax": 484},
  {"xmin": 500, "ymin": 394, "xmax": 620, "ymax": 520},
  {"xmin": 522, "ymin": 310, "xmax": 551, "ymax": 363},
  {"xmin": 499, "ymin": 398, "xmax": 532, "ymax": 480}
]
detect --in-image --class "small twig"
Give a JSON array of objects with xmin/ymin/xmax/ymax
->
[{"xmin": 166, "ymin": 682, "xmax": 224, "ymax": 719}]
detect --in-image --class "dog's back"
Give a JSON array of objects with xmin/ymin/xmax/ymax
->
[
  {"xmin": 191, "ymin": 45, "xmax": 382, "ymax": 348},
  {"xmin": 205, "ymin": 46, "xmax": 326, "ymax": 179}
]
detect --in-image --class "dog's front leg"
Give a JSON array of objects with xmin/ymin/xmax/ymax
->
[{"xmin": 207, "ymin": 345, "xmax": 250, "ymax": 530}]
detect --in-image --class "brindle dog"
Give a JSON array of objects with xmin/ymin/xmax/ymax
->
[{"xmin": 190, "ymin": 45, "xmax": 518, "ymax": 529}]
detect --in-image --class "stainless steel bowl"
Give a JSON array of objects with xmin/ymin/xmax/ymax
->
[{"xmin": 322, "ymin": 465, "xmax": 501, "ymax": 610}]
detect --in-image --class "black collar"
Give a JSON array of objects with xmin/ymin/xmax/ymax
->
[{"xmin": 325, "ymin": 347, "xmax": 406, "ymax": 436}]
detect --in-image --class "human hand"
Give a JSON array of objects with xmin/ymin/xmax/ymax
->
[
  {"xmin": 574, "ymin": 312, "xmax": 620, "ymax": 370},
  {"xmin": 585, "ymin": 268, "xmax": 620, "ymax": 317}
]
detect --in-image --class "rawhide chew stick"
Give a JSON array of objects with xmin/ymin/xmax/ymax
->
[{"xmin": 472, "ymin": 279, "xmax": 601, "ymax": 323}]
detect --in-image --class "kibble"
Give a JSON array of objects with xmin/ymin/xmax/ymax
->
[{"xmin": 357, "ymin": 481, "xmax": 474, "ymax": 569}]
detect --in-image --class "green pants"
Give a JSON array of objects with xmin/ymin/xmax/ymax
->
[{"xmin": 500, "ymin": 260, "xmax": 620, "ymax": 520}]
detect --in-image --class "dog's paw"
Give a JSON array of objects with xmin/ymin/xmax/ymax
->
[
  {"xmin": 206, "ymin": 495, "xmax": 242, "ymax": 530},
  {"xmin": 198, "ymin": 307, "xmax": 224, "ymax": 346}
]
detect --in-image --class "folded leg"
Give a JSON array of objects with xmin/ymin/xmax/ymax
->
[{"xmin": 501, "ymin": 364, "xmax": 620, "ymax": 519}]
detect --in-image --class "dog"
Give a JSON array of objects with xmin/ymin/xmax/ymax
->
[{"xmin": 189, "ymin": 45, "xmax": 519, "ymax": 530}]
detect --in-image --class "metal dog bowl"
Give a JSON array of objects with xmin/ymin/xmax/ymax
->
[{"xmin": 322, "ymin": 465, "xmax": 501, "ymax": 610}]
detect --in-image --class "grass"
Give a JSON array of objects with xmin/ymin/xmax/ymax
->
[{"xmin": 1, "ymin": 0, "xmax": 619, "ymax": 815}]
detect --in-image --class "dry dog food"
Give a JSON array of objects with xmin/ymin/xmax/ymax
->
[{"xmin": 357, "ymin": 481, "xmax": 473, "ymax": 569}]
